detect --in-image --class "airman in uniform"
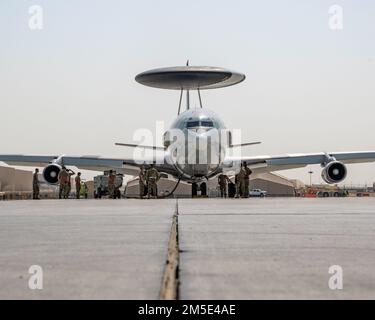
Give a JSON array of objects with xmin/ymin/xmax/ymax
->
[
  {"xmin": 139, "ymin": 166, "xmax": 146, "ymax": 199},
  {"xmin": 234, "ymin": 173, "xmax": 239, "ymax": 198},
  {"xmin": 32, "ymin": 168, "xmax": 40, "ymax": 200},
  {"xmin": 218, "ymin": 174, "xmax": 231, "ymax": 198},
  {"xmin": 58, "ymin": 166, "xmax": 69, "ymax": 199},
  {"xmin": 66, "ymin": 169, "xmax": 75, "ymax": 198},
  {"xmin": 75, "ymin": 172, "xmax": 81, "ymax": 199},
  {"xmin": 146, "ymin": 165, "xmax": 160, "ymax": 199},
  {"xmin": 235, "ymin": 168, "xmax": 245, "ymax": 198},
  {"xmin": 242, "ymin": 162, "xmax": 252, "ymax": 198},
  {"xmin": 108, "ymin": 170, "xmax": 116, "ymax": 199}
]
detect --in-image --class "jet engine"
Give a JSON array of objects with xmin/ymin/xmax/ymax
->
[
  {"xmin": 321, "ymin": 161, "xmax": 347, "ymax": 184},
  {"xmin": 43, "ymin": 164, "xmax": 61, "ymax": 184}
]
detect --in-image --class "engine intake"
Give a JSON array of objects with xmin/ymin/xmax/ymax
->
[
  {"xmin": 321, "ymin": 161, "xmax": 347, "ymax": 184},
  {"xmin": 43, "ymin": 164, "xmax": 61, "ymax": 184}
]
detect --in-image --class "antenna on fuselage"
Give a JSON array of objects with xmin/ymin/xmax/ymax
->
[
  {"xmin": 186, "ymin": 60, "xmax": 190, "ymax": 111},
  {"xmin": 186, "ymin": 90, "xmax": 190, "ymax": 110},
  {"xmin": 198, "ymin": 88, "xmax": 203, "ymax": 108},
  {"xmin": 178, "ymin": 89, "xmax": 183, "ymax": 115}
]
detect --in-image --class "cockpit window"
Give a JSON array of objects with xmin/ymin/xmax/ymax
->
[
  {"xmin": 201, "ymin": 120, "xmax": 214, "ymax": 127},
  {"xmin": 170, "ymin": 109, "xmax": 226, "ymax": 131},
  {"xmin": 186, "ymin": 121, "xmax": 200, "ymax": 128},
  {"xmin": 186, "ymin": 120, "xmax": 214, "ymax": 128}
]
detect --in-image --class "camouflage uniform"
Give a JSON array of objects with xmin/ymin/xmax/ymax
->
[
  {"xmin": 242, "ymin": 165, "xmax": 252, "ymax": 198},
  {"xmin": 75, "ymin": 175, "xmax": 81, "ymax": 199},
  {"xmin": 32, "ymin": 171, "xmax": 40, "ymax": 199},
  {"xmin": 236, "ymin": 169, "xmax": 245, "ymax": 198},
  {"xmin": 58, "ymin": 169, "xmax": 69, "ymax": 199},
  {"xmin": 218, "ymin": 174, "xmax": 230, "ymax": 198},
  {"xmin": 146, "ymin": 167, "xmax": 160, "ymax": 199},
  {"xmin": 108, "ymin": 172, "xmax": 115, "ymax": 199},
  {"xmin": 139, "ymin": 168, "xmax": 146, "ymax": 199},
  {"xmin": 66, "ymin": 171, "xmax": 75, "ymax": 198},
  {"xmin": 234, "ymin": 174, "xmax": 239, "ymax": 197}
]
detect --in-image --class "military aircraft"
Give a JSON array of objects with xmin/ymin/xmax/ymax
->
[{"xmin": 1, "ymin": 64, "xmax": 374, "ymax": 196}]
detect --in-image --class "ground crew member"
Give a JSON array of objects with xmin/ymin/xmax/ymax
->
[
  {"xmin": 75, "ymin": 172, "xmax": 81, "ymax": 199},
  {"xmin": 139, "ymin": 166, "xmax": 146, "ymax": 199},
  {"xmin": 218, "ymin": 174, "xmax": 231, "ymax": 198},
  {"xmin": 81, "ymin": 181, "xmax": 88, "ymax": 199},
  {"xmin": 32, "ymin": 168, "xmax": 40, "ymax": 200},
  {"xmin": 146, "ymin": 164, "xmax": 160, "ymax": 199},
  {"xmin": 242, "ymin": 162, "xmax": 252, "ymax": 198},
  {"xmin": 108, "ymin": 170, "xmax": 116, "ymax": 199},
  {"xmin": 235, "ymin": 173, "xmax": 239, "ymax": 198},
  {"xmin": 144, "ymin": 167, "xmax": 149, "ymax": 197},
  {"xmin": 66, "ymin": 169, "xmax": 75, "ymax": 198},
  {"xmin": 58, "ymin": 166, "xmax": 69, "ymax": 199},
  {"xmin": 236, "ymin": 167, "xmax": 245, "ymax": 198}
]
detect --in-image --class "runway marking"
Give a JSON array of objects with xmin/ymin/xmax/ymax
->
[{"xmin": 159, "ymin": 200, "xmax": 180, "ymax": 300}]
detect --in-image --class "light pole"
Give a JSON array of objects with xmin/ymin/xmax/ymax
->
[{"xmin": 308, "ymin": 171, "xmax": 313, "ymax": 187}]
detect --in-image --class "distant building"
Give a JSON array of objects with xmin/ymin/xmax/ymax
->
[
  {"xmin": 248, "ymin": 172, "xmax": 296, "ymax": 197},
  {"xmin": 0, "ymin": 166, "xmax": 33, "ymax": 192}
]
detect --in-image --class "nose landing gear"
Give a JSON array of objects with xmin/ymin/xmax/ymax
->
[{"xmin": 192, "ymin": 182, "xmax": 207, "ymax": 197}]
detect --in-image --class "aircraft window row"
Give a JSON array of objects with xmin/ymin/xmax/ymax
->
[{"xmin": 186, "ymin": 120, "xmax": 214, "ymax": 128}]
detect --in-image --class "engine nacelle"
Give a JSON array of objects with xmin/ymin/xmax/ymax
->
[
  {"xmin": 321, "ymin": 161, "xmax": 347, "ymax": 184},
  {"xmin": 43, "ymin": 164, "xmax": 61, "ymax": 184}
]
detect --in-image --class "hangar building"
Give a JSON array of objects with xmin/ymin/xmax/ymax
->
[
  {"xmin": 125, "ymin": 172, "xmax": 298, "ymax": 198},
  {"xmin": 0, "ymin": 166, "xmax": 32, "ymax": 192}
]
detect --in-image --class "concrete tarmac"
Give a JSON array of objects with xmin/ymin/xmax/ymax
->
[
  {"xmin": 178, "ymin": 198, "xmax": 375, "ymax": 299},
  {"xmin": 0, "ymin": 200, "xmax": 175, "ymax": 299},
  {"xmin": 1, "ymin": 198, "xmax": 375, "ymax": 299}
]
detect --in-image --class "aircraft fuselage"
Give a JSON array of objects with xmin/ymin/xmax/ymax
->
[{"xmin": 164, "ymin": 108, "xmax": 230, "ymax": 182}]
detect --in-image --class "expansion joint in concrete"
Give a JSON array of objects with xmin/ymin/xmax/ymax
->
[{"xmin": 159, "ymin": 200, "xmax": 180, "ymax": 300}]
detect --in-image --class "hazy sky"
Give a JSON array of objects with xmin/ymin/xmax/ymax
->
[{"xmin": 0, "ymin": 0, "xmax": 374, "ymax": 186}]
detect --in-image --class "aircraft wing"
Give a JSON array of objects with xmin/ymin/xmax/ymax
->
[
  {"xmin": 0, "ymin": 154, "xmax": 176, "ymax": 176},
  {"xmin": 0, "ymin": 155, "xmax": 58, "ymax": 167},
  {"xmin": 224, "ymin": 151, "xmax": 375, "ymax": 173}
]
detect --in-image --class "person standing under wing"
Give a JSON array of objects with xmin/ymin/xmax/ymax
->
[{"xmin": 32, "ymin": 168, "xmax": 40, "ymax": 200}]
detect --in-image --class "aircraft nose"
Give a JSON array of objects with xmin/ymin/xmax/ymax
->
[
  {"xmin": 174, "ymin": 130, "xmax": 222, "ymax": 177},
  {"xmin": 190, "ymin": 130, "xmax": 220, "ymax": 166}
]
